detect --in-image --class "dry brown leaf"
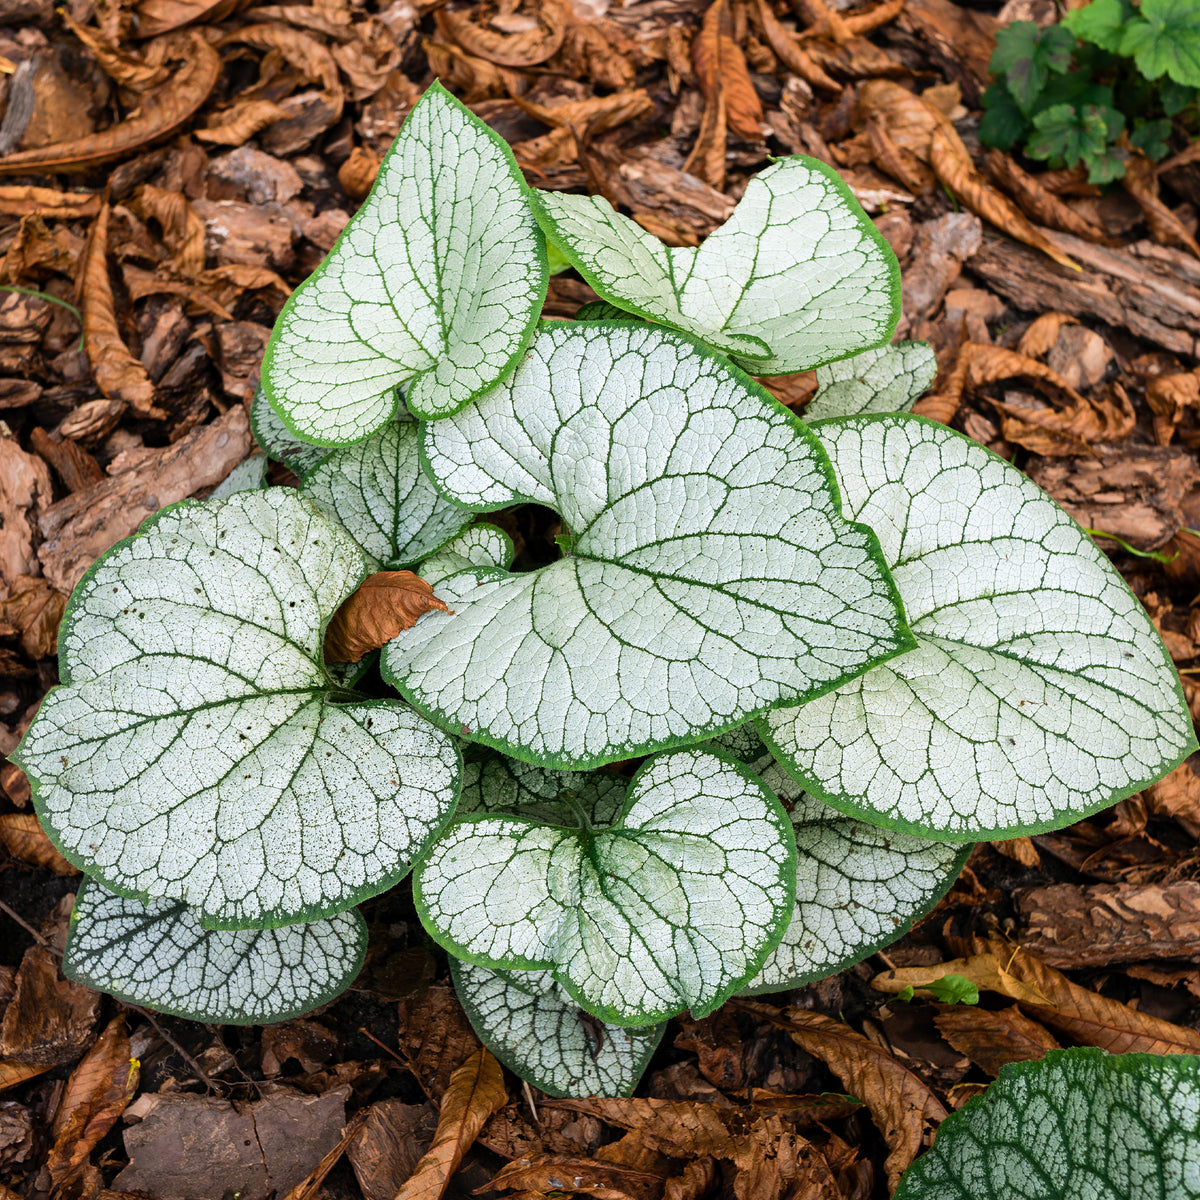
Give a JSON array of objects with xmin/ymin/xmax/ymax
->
[
  {"xmin": 1017, "ymin": 311, "xmax": 1078, "ymax": 358},
  {"xmin": 664, "ymin": 1157, "xmax": 719, "ymax": 1200},
  {"xmin": 436, "ymin": 0, "xmax": 569, "ymax": 67},
  {"xmin": 692, "ymin": 0, "xmax": 763, "ymax": 141},
  {"xmin": 512, "ymin": 90, "xmax": 654, "ymax": 136},
  {"xmin": 1146, "ymin": 369, "xmax": 1200, "ymax": 446},
  {"xmin": 989, "ymin": 380, "xmax": 1135, "ymax": 457},
  {"xmin": 960, "ymin": 935, "xmax": 1200, "ymax": 1055},
  {"xmin": 831, "ymin": 0, "xmax": 905, "ymax": 39},
  {"xmin": 324, "ymin": 572, "xmax": 450, "ymax": 664},
  {"xmin": 122, "ymin": 265, "xmax": 236, "ymax": 321},
  {"xmin": 547, "ymin": 1096, "xmax": 840, "ymax": 1200},
  {"xmin": 0, "ymin": 576, "xmax": 67, "ymax": 659},
  {"xmin": 0, "ymin": 1060, "xmax": 51, "ymax": 1094},
  {"xmin": 196, "ymin": 98, "xmax": 292, "ymax": 146},
  {"xmin": 490, "ymin": 1154, "xmax": 664, "ymax": 1200},
  {"xmin": 556, "ymin": 22, "xmax": 638, "ymax": 93},
  {"xmin": 865, "ymin": 117, "xmax": 935, "ymax": 193},
  {"xmin": 44, "ymin": 1015, "xmax": 139, "ymax": 1187},
  {"xmin": 132, "ymin": 185, "xmax": 206, "ymax": 278},
  {"xmin": 393, "ymin": 1048, "xmax": 506, "ymax": 1200},
  {"xmin": 0, "ymin": 814, "xmax": 77, "ymax": 876},
  {"xmin": 740, "ymin": 1004, "xmax": 947, "ymax": 1193},
  {"xmin": 424, "ymin": 41, "xmax": 515, "ymax": 103},
  {"xmin": 63, "ymin": 13, "xmax": 171, "ymax": 92},
  {"xmin": 135, "ymin": 0, "xmax": 242, "ymax": 38},
  {"xmin": 0, "ymin": 945, "xmax": 100, "ymax": 1067},
  {"xmin": 81, "ymin": 205, "xmax": 164, "ymax": 419},
  {"xmin": 1144, "ymin": 761, "xmax": 1200, "ymax": 838},
  {"xmin": 793, "ymin": 0, "xmax": 853, "ymax": 43},
  {"xmin": 683, "ymin": 88, "xmax": 727, "ymax": 190},
  {"xmin": 338, "ymin": 146, "xmax": 381, "ymax": 200},
  {"xmin": 0, "ymin": 31, "xmax": 220, "ymax": 176},
  {"xmin": 754, "ymin": 0, "xmax": 840, "ymax": 92},
  {"xmin": 1125, "ymin": 151, "xmax": 1200, "ymax": 260},
  {"xmin": 0, "ymin": 214, "xmax": 83, "ymax": 284},
  {"xmin": 0, "ymin": 186, "xmax": 101, "ymax": 219},
  {"xmin": 871, "ymin": 955, "xmax": 1053, "ymax": 1007},
  {"xmin": 934, "ymin": 1005, "xmax": 1059, "ymax": 1078},
  {"xmin": 990, "ymin": 835, "xmax": 1040, "ymax": 867},
  {"xmin": 984, "ymin": 151, "xmax": 1110, "ymax": 244}
]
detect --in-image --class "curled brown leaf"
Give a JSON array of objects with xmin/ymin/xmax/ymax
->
[
  {"xmin": 1124, "ymin": 151, "xmax": 1200, "ymax": 261},
  {"xmin": 738, "ymin": 1002, "xmax": 947, "ymax": 1193},
  {"xmin": 692, "ymin": 0, "xmax": 763, "ymax": 141},
  {"xmin": 393, "ymin": 1047, "xmax": 506, "ymax": 1200},
  {"xmin": 0, "ymin": 814, "xmax": 78, "ymax": 876},
  {"xmin": 0, "ymin": 31, "xmax": 220, "ymax": 175},
  {"xmin": 324, "ymin": 571, "xmax": 450, "ymax": 664},
  {"xmin": 934, "ymin": 1005, "xmax": 1059, "ymax": 1078},
  {"xmin": 62, "ymin": 13, "xmax": 171, "ymax": 92},
  {"xmin": 81, "ymin": 205, "xmax": 165, "ymax": 419},
  {"xmin": 1016, "ymin": 311, "xmax": 1078, "ymax": 359},
  {"xmin": 132, "ymin": 184, "xmax": 206, "ymax": 278},
  {"xmin": 754, "ymin": 0, "xmax": 840, "ymax": 92},
  {"xmin": 436, "ymin": 0, "xmax": 569, "ymax": 67},
  {"xmin": 134, "ymin": 0, "xmax": 243, "ymax": 39},
  {"xmin": 984, "ymin": 151, "xmax": 1110, "ymax": 245},
  {"xmin": 195, "ymin": 98, "xmax": 291, "ymax": 146}
]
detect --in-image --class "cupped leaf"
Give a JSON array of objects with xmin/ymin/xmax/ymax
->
[
  {"xmin": 894, "ymin": 1048, "xmax": 1200, "ymax": 1200},
  {"xmin": 414, "ymin": 746, "xmax": 797, "ymax": 1026},
  {"xmin": 210, "ymin": 453, "xmax": 268, "ymax": 501},
  {"xmin": 460, "ymin": 748, "xmax": 627, "ymax": 827},
  {"xmin": 802, "ymin": 342, "xmax": 936, "ymax": 422},
  {"xmin": 761, "ymin": 415, "xmax": 1197, "ymax": 839},
  {"xmin": 300, "ymin": 422, "xmax": 473, "ymax": 569},
  {"xmin": 530, "ymin": 157, "xmax": 900, "ymax": 375},
  {"xmin": 449, "ymin": 958, "xmax": 665, "ymax": 1098},
  {"xmin": 383, "ymin": 322, "xmax": 913, "ymax": 770},
  {"xmin": 419, "ymin": 523, "xmax": 514, "ymax": 586},
  {"xmin": 249, "ymin": 383, "xmax": 331, "ymax": 477},
  {"xmin": 15, "ymin": 488, "xmax": 460, "ymax": 928},
  {"xmin": 64, "ymin": 878, "xmax": 366, "ymax": 1024},
  {"xmin": 712, "ymin": 728, "xmax": 967, "ymax": 993},
  {"xmin": 262, "ymin": 81, "xmax": 547, "ymax": 442}
]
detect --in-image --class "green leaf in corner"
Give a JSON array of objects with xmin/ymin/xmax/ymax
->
[
  {"xmin": 449, "ymin": 958, "xmax": 665, "ymax": 1098},
  {"xmin": 530, "ymin": 157, "xmax": 900, "ymax": 376},
  {"xmin": 1119, "ymin": 0, "xmax": 1200, "ymax": 87},
  {"xmin": 802, "ymin": 342, "xmax": 936, "ymax": 422},
  {"xmin": 64, "ymin": 878, "xmax": 366, "ymax": 1024},
  {"xmin": 14, "ymin": 488, "xmax": 461, "ymax": 928},
  {"xmin": 1063, "ymin": 0, "xmax": 1136, "ymax": 54},
  {"xmin": 299, "ymin": 421, "xmax": 473, "ymax": 570},
  {"xmin": 894, "ymin": 1048, "xmax": 1200, "ymax": 1200},
  {"xmin": 414, "ymin": 747, "xmax": 796, "ymax": 1026},
  {"xmin": 383, "ymin": 323, "xmax": 913, "ymax": 770},
  {"xmin": 760, "ymin": 414, "xmax": 1197, "ymax": 840},
  {"xmin": 710, "ymin": 727, "xmax": 968, "ymax": 994},
  {"xmin": 262, "ymin": 82, "xmax": 547, "ymax": 443}
]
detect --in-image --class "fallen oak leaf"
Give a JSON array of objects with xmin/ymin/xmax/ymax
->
[
  {"xmin": 0, "ymin": 31, "xmax": 220, "ymax": 176},
  {"xmin": 933, "ymin": 1004, "xmax": 1060, "ymax": 1078},
  {"xmin": 435, "ymin": 0, "xmax": 569, "ymax": 68},
  {"xmin": 736, "ymin": 1002, "xmax": 947, "ymax": 1194},
  {"xmin": 81, "ymin": 205, "xmax": 166, "ymax": 419},
  {"xmin": 324, "ymin": 572, "xmax": 451, "ymax": 665},
  {"xmin": 393, "ymin": 1047, "xmax": 506, "ymax": 1200},
  {"xmin": 44, "ymin": 1015, "xmax": 139, "ymax": 1188}
]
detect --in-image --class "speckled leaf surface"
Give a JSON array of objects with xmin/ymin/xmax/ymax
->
[
  {"xmin": 249, "ymin": 384, "xmax": 331, "ymax": 477},
  {"xmin": 531, "ymin": 157, "xmax": 899, "ymax": 375},
  {"xmin": 459, "ymin": 749, "xmax": 627, "ymax": 827},
  {"xmin": 300, "ymin": 422, "xmax": 472, "ymax": 569},
  {"xmin": 419, "ymin": 523, "xmax": 514, "ymax": 586},
  {"xmin": 761, "ymin": 415, "xmax": 1197, "ymax": 839},
  {"xmin": 210, "ymin": 453, "xmax": 268, "ymax": 501},
  {"xmin": 383, "ymin": 323, "xmax": 913, "ymax": 770},
  {"xmin": 802, "ymin": 341, "xmax": 936, "ymax": 421},
  {"xmin": 450, "ymin": 958, "xmax": 664, "ymax": 1098},
  {"xmin": 414, "ymin": 747, "xmax": 796, "ymax": 1026},
  {"xmin": 263, "ymin": 82, "xmax": 546, "ymax": 442},
  {"xmin": 711, "ymin": 728, "xmax": 967, "ymax": 993},
  {"xmin": 894, "ymin": 1048, "xmax": 1200, "ymax": 1200},
  {"xmin": 15, "ymin": 488, "xmax": 460, "ymax": 928},
  {"xmin": 64, "ymin": 878, "xmax": 366, "ymax": 1024}
]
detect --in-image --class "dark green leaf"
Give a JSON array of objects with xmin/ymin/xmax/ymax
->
[
  {"xmin": 1026, "ymin": 103, "xmax": 1110, "ymax": 168},
  {"xmin": 1131, "ymin": 117, "xmax": 1172, "ymax": 158},
  {"xmin": 979, "ymin": 83, "xmax": 1029, "ymax": 149},
  {"xmin": 1160, "ymin": 79, "xmax": 1197, "ymax": 115},
  {"xmin": 996, "ymin": 22, "xmax": 1080, "ymax": 113}
]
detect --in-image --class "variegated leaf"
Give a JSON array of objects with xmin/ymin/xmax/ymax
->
[{"xmin": 802, "ymin": 341, "xmax": 937, "ymax": 421}]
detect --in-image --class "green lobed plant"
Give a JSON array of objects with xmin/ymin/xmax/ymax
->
[
  {"xmin": 15, "ymin": 83, "xmax": 1196, "ymax": 1100},
  {"xmin": 981, "ymin": 2, "xmax": 1200, "ymax": 184}
]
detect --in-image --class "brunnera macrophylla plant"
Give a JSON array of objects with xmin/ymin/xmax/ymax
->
[{"xmin": 14, "ymin": 83, "xmax": 1195, "ymax": 1100}]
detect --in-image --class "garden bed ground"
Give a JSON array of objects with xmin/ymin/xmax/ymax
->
[{"xmin": 1, "ymin": 0, "xmax": 1200, "ymax": 1196}]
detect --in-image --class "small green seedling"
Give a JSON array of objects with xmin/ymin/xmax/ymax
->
[
  {"xmin": 982, "ymin": 3, "xmax": 1200, "ymax": 184},
  {"xmin": 14, "ymin": 83, "xmax": 1195, "ymax": 1101},
  {"xmin": 894, "ymin": 975, "xmax": 979, "ymax": 1006}
]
